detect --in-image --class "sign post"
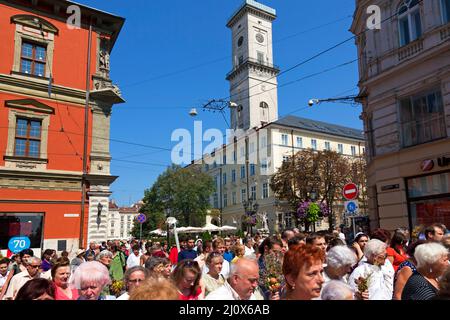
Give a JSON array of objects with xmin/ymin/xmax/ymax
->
[{"xmin": 136, "ymin": 213, "xmax": 147, "ymax": 241}]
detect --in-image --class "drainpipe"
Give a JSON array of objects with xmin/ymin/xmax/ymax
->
[{"xmin": 80, "ymin": 17, "xmax": 93, "ymax": 249}]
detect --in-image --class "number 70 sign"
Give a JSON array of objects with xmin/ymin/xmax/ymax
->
[{"xmin": 8, "ymin": 237, "xmax": 31, "ymax": 253}]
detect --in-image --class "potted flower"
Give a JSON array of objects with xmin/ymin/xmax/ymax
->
[{"xmin": 296, "ymin": 201, "xmax": 329, "ymax": 230}]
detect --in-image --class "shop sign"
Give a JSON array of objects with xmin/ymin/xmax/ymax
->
[
  {"xmin": 437, "ymin": 156, "xmax": 450, "ymax": 168},
  {"xmin": 381, "ymin": 184, "xmax": 400, "ymax": 191},
  {"xmin": 420, "ymin": 159, "xmax": 434, "ymax": 171}
]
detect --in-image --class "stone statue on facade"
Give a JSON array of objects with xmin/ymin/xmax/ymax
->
[{"xmin": 99, "ymin": 50, "xmax": 110, "ymax": 70}]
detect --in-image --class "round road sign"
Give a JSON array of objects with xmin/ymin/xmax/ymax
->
[
  {"xmin": 136, "ymin": 213, "xmax": 147, "ymax": 224},
  {"xmin": 343, "ymin": 183, "xmax": 358, "ymax": 200}
]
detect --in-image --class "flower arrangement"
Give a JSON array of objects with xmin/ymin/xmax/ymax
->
[
  {"xmin": 354, "ymin": 272, "xmax": 372, "ymax": 293},
  {"xmin": 263, "ymin": 251, "xmax": 284, "ymax": 293},
  {"xmin": 242, "ymin": 214, "xmax": 257, "ymax": 226},
  {"xmin": 297, "ymin": 201, "xmax": 329, "ymax": 223},
  {"xmin": 110, "ymin": 280, "xmax": 124, "ymax": 297}
]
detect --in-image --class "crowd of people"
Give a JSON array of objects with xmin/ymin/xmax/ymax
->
[{"xmin": 0, "ymin": 223, "xmax": 449, "ymax": 301}]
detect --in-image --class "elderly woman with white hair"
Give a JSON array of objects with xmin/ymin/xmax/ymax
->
[
  {"xmin": 401, "ymin": 242, "xmax": 449, "ymax": 300},
  {"xmin": 69, "ymin": 261, "xmax": 113, "ymax": 300},
  {"xmin": 321, "ymin": 280, "xmax": 354, "ymax": 300},
  {"xmin": 323, "ymin": 245, "xmax": 357, "ymax": 285},
  {"xmin": 348, "ymin": 239, "xmax": 394, "ymax": 300}
]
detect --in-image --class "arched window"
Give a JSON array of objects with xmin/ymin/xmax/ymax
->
[
  {"xmin": 259, "ymin": 101, "xmax": 269, "ymax": 123},
  {"xmin": 398, "ymin": 0, "xmax": 422, "ymax": 46}
]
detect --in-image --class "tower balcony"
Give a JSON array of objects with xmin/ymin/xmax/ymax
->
[{"xmin": 226, "ymin": 57, "xmax": 280, "ymax": 81}]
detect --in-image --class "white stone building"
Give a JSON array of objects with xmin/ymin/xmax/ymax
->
[
  {"xmin": 107, "ymin": 200, "xmax": 141, "ymax": 240},
  {"xmin": 193, "ymin": 1, "xmax": 365, "ymax": 234}
]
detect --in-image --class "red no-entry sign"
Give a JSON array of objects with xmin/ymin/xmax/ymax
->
[{"xmin": 343, "ymin": 183, "xmax": 358, "ymax": 200}]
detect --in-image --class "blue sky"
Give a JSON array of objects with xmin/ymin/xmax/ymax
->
[{"xmin": 75, "ymin": 0, "xmax": 362, "ymax": 206}]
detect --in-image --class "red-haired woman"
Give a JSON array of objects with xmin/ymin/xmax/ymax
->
[
  {"xmin": 171, "ymin": 259, "xmax": 204, "ymax": 300},
  {"xmin": 282, "ymin": 243, "xmax": 325, "ymax": 300}
]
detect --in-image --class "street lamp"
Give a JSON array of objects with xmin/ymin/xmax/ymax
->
[
  {"xmin": 308, "ymin": 94, "xmax": 366, "ymax": 107},
  {"xmin": 188, "ymin": 99, "xmax": 239, "ymax": 129},
  {"xmin": 243, "ymin": 199, "xmax": 259, "ymax": 236},
  {"xmin": 96, "ymin": 202, "xmax": 103, "ymax": 229}
]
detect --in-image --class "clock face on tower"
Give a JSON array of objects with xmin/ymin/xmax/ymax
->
[{"xmin": 255, "ymin": 33, "xmax": 264, "ymax": 43}]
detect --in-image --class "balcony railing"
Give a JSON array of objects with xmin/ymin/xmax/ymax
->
[
  {"xmin": 398, "ymin": 39, "xmax": 424, "ymax": 61},
  {"xmin": 401, "ymin": 114, "xmax": 447, "ymax": 148},
  {"xmin": 440, "ymin": 24, "xmax": 450, "ymax": 41},
  {"xmin": 227, "ymin": 57, "xmax": 279, "ymax": 79}
]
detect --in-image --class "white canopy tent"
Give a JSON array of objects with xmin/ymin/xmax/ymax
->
[
  {"xmin": 201, "ymin": 223, "xmax": 221, "ymax": 232},
  {"xmin": 149, "ymin": 228, "xmax": 167, "ymax": 236},
  {"xmin": 174, "ymin": 226, "xmax": 203, "ymax": 233},
  {"xmin": 219, "ymin": 225, "xmax": 237, "ymax": 231}
]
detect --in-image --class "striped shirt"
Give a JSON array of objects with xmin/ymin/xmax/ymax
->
[{"xmin": 401, "ymin": 273, "xmax": 438, "ymax": 300}]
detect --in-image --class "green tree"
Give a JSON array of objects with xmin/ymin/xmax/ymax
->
[
  {"xmin": 270, "ymin": 149, "xmax": 367, "ymax": 231},
  {"xmin": 131, "ymin": 164, "xmax": 215, "ymax": 238}
]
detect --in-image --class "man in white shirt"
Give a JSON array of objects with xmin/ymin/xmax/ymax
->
[
  {"xmin": 205, "ymin": 257, "xmax": 261, "ymax": 300},
  {"xmin": 348, "ymin": 239, "xmax": 394, "ymax": 300},
  {"xmin": 243, "ymin": 237, "xmax": 255, "ymax": 257},
  {"xmin": 126, "ymin": 244, "xmax": 142, "ymax": 269},
  {"xmin": 3, "ymin": 256, "xmax": 43, "ymax": 300}
]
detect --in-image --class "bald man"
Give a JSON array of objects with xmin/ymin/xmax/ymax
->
[{"xmin": 205, "ymin": 257, "xmax": 261, "ymax": 300}]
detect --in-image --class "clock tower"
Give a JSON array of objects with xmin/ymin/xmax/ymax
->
[{"xmin": 226, "ymin": 0, "xmax": 279, "ymax": 131}]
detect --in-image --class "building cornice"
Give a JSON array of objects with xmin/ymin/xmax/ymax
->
[
  {"xmin": 267, "ymin": 123, "xmax": 365, "ymax": 143},
  {"xmin": 227, "ymin": 0, "xmax": 276, "ymax": 28},
  {"xmin": 0, "ymin": 73, "xmax": 87, "ymax": 106},
  {"xmin": 226, "ymin": 58, "xmax": 279, "ymax": 81},
  {"xmin": 0, "ymin": 199, "xmax": 82, "ymax": 204},
  {"xmin": 0, "ymin": 168, "xmax": 82, "ymax": 181},
  {"xmin": 85, "ymin": 173, "xmax": 118, "ymax": 186},
  {"xmin": 0, "ymin": 0, "xmax": 125, "ymax": 51}
]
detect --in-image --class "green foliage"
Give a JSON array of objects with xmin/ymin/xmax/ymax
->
[
  {"xmin": 306, "ymin": 203, "xmax": 320, "ymax": 222},
  {"xmin": 270, "ymin": 148, "xmax": 367, "ymax": 230},
  {"xmin": 236, "ymin": 229, "xmax": 245, "ymax": 238},
  {"xmin": 131, "ymin": 164, "xmax": 215, "ymax": 238},
  {"xmin": 201, "ymin": 232, "xmax": 212, "ymax": 241}
]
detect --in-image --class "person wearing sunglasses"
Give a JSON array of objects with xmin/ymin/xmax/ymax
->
[
  {"xmin": 3, "ymin": 256, "xmax": 43, "ymax": 300},
  {"xmin": 117, "ymin": 266, "xmax": 149, "ymax": 300},
  {"xmin": 348, "ymin": 239, "xmax": 394, "ymax": 300}
]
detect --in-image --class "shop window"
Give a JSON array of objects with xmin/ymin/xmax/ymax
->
[
  {"xmin": 407, "ymin": 172, "xmax": 450, "ymax": 230},
  {"xmin": 0, "ymin": 213, "xmax": 44, "ymax": 249}
]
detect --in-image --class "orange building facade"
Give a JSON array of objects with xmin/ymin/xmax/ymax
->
[{"xmin": 0, "ymin": 0, "xmax": 124, "ymax": 256}]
